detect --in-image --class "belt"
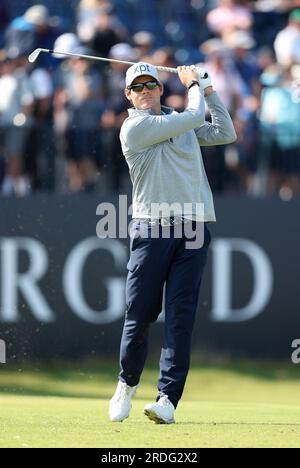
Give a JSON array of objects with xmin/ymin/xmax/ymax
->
[{"xmin": 133, "ymin": 216, "xmax": 193, "ymax": 227}]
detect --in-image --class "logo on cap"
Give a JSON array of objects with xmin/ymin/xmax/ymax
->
[{"xmin": 133, "ymin": 64, "xmax": 152, "ymax": 75}]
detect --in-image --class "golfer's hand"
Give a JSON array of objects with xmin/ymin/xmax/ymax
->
[
  {"xmin": 193, "ymin": 67, "xmax": 214, "ymax": 96},
  {"xmin": 177, "ymin": 66, "xmax": 199, "ymax": 88}
]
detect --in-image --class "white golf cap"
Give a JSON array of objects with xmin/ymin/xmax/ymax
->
[
  {"xmin": 125, "ymin": 62, "xmax": 159, "ymax": 87},
  {"xmin": 226, "ymin": 31, "xmax": 256, "ymax": 50},
  {"xmin": 24, "ymin": 5, "xmax": 49, "ymax": 26},
  {"xmin": 53, "ymin": 33, "xmax": 81, "ymax": 59},
  {"xmin": 109, "ymin": 43, "xmax": 137, "ymax": 61},
  {"xmin": 133, "ymin": 31, "xmax": 154, "ymax": 46}
]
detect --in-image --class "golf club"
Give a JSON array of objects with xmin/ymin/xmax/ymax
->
[{"xmin": 28, "ymin": 48, "xmax": 208, "ymax": 78}]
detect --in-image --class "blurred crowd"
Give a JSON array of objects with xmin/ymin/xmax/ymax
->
[{"xmin": 0, "ymin": 0, "xmax": 300, "ymax": 199}]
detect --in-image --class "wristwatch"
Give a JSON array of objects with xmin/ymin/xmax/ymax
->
[{"xmin": 187, "ymin": 80, "xmax": 200, "ymax": 90}]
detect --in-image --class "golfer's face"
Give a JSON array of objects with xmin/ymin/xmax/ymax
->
[{"xmin": 126, "ymin": 75, "xmax": 163, "ymax": 111}]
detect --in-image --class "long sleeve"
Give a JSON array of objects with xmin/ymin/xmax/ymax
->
[
  {"xmin": 194, "ymin": 92, "xmax": 237, "ymax": 146},
  {"xmin": 120, "ymin": 86, "xmax": 205, "ymax": 153}
]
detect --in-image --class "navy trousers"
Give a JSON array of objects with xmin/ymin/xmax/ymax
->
[{"xmin": 119, "ymin": 220, "xmax": 211, "ymax": 408}]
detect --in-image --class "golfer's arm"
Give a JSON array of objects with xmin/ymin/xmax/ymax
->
[
  {"xmin": 121, "ymin": 86, "xmax": 205, "ymax": 151},
  {"xmin": 194, "ymin": 92, "xmax": 237, "ymax": 146}
]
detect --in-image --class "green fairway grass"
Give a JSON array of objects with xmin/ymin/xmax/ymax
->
[{"xmin": 1, "ymin": 359, "xmax": 300, "ymax": 448}]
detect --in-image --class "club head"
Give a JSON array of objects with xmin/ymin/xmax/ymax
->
[{"xmin": 28, "ymin": 48, "xmax": 50, "ymax": 63}]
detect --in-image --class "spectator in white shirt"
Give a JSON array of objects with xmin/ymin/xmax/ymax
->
[{"xmin": 274, "ymin": 9, "xmax": 300, "ymax": 67}]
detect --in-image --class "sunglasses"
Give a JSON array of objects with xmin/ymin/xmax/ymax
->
[{"xmin": 127, "ymin": 80, "xmax": 159, "ymax": 92}]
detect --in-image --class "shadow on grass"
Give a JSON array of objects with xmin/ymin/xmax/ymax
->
[
  {"xmin": 0, "ymin": 385, "xmax": 106, "ymax": 399},
  {"xmin": 0, "ymin": 358, "xmax": 158, "ymax": 399},
  {"xmin": 0, "ymin": 358, "xmax": 119, "ymax": 399},
  {"xmin": 1, "ymin": 357, "xmax": 300, "ymax": 399}
]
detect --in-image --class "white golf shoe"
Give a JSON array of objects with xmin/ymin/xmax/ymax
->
[
  {"xmin": 109, "ymin": 381, "xmax": 137, "ymax": 422},
  {"xmin": 144, "ymin": 394, "xmax": 175, "ymax": 424}
]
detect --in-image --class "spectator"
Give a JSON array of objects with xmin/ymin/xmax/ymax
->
[
  {"xmin": 0, "ymin": 50, "xmax": 34, "ymax": 197},
  {"xmin": 256, "ymin": 46, "xmax": 277, "ymax": 72},
  {"xmin": 54, "ymin": 48, "xmax": 104, "ymax": 192},
  {"xmin": 4, "ymin": 15, "xmax": 36, "ymax": 60},
  {"xmin": 274, "ymin": 9, "xmax": 300, "ymax": 67},
  {"xmin": 77, "ymin": 0, "xmax": 113, "ymax": 43},
  {"xmin": 226, "ymin": 31, "xmax": 262, "ymax": 193},
  {"xmin": 150, "ymin": 47, "xmax": 185, "ymax": 99},
  {"xmin": 100, "ymin": 43, "xmax": 137, "ymax": 191},
  {"xmin": 207, "ymin": 0, "xmax": 253, "ymax": 40},
  {"xmin": 26, "ymin": 67, "xmax": 55, "ymax": 191},
  {"xmin": 200, "ymin": 39, "xmax": 243, "ymax": 116},
  {"xmin": 259, "ymin": 64, "xmax": 300, "ymax": 196},
  {"xmin": 132, "ymin": 31, "xmax": 155, "ymax": 60},
  {"xmin": 52, "ymin": 32, "xmax": 81, "ymax": 59},
  {"xmin": 77, "ymin": 0, "xmax": 128, "ymax": 57},
  {"xmin": 5, "ymin": 5, "xmax": 62, "ymax": 70},
  {"xmin": 199, "ymin": 38, "xmax": 244, "ymax": 192}
]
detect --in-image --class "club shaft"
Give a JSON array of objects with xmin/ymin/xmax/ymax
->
[
  {"xmin": 31, "ymin": 48, "xmax": 179, "ymax": 73},
  {"xmin": 29, "ymin": 48, "xmax": 207, "ymax": 77}
]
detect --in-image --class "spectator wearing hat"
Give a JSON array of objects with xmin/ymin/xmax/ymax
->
[
  {"xmin": 132, "ymin": 31, "xmax": 155, "ymax": 60},
  {"xmin": 4, "ymin": 15, "xmax": 36, "ymax": 60},
  {"xmin": 53, "ymin": 48, "xmax": 105, "ymax": 192},
  {"xmin": 143, "ymin": 47, "xmax": 187, "ymax": 117},
  {"xmin": 226, "ymin": 31, "xmax": 261, "ymax": 99},
  {"xmin": 52, "ymin": 33, "xmax": 81, "ymax": 59},
  {"xmin": 199, "ymin": 38, "xmax": 244, "ymax": 193},
  {"xmin": 274, "ymin": 9, "xmax": 300, "ymax": 67},
  {"xmin": 5, "ymin": 5, "xmax": 62, "ymax": 70},
  {"xmin": 200, "ymin": 38, "xmax": 243, "ymax": 116},
  {"xmin": 150, "ymin": 47, "xmax": 185, "ymax": 100},
  {"xmin": 225, "ymin": 31, "xmax": 262, "ymax": 193},
  {"xmin": 26, "ymin": 66, "xmax": 55, "ymax": 191},
  {"xmin": 25, "ymin": 5, "xmax": 63, "ymax": 70},
  {"xmin": 77, "ymin": 0, "xmax": 128, "ymax": 58},
  {"xmin": 100, "ymin": 43, "xmax": 137, "ymax": 191}
]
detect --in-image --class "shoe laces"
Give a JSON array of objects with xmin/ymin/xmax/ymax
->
[
  {"xmin": 115, "ymin": 383, "xmax": 135, "ymax": 402},
  {"xmin": 159, "ymin": 394, "xmax": 171, "ymax": 407}
]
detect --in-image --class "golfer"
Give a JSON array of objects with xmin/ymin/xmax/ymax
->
[{"xmin": 109, "ymin": 62, "xmax": 236, "ymax": 424}]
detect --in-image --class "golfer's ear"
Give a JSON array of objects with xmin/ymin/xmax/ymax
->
[
  {"xmin": 159, "ymin": 83, "xmax": 164, "ymax": 96},
  {"xmin": 124, "ymin": 88, "xmax": 131, "ymax": 101}
]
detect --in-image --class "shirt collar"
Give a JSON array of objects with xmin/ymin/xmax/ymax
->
[{"xmin": 128, "ymin": 105, "xmax": 174, "ymax": 117}]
